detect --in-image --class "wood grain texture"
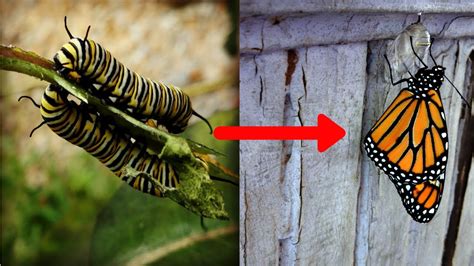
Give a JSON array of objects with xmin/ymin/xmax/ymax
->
[
  {"xmin": 295, "ymin": 44, "xmax": 366, "ymax": 265},
  {"xmin": 240, "ymin": 11, "xmax": 474, "ymax": 265},
  {"xmin": 240, "ymin": 0, "xmax": 474, "ymax": 16},
  {"xmin": 240, "ymin": 52, "xmax": 288, "ymax": 265},
  {"xmin": 241, "ymin": 14, "xmax": 474, "ymax": 54}
]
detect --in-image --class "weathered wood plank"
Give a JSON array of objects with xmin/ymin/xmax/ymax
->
[
  {"xmin": 240, "ymin": 52, "xmax": 289, "ymax": 265},
  {"xmin": 295, "ymin": 43, "xmax": 367, "ymax": 265},
  {"xmin": 241, "ymin": 14, "xmax": 474, "ymax": 54},
  {"xmin": 241, "ymin": 0, "xmax": 474, "ymax": 16},
  {"xmin": 240, "ymin": 43, "xmax": 367, "ymax": 264}
]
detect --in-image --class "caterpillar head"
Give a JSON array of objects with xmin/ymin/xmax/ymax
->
[
  {"xmin": 53, "ymin": 40, "xmax": 83, "ymax": 80},
  {"xmin": 55, "ymin": 17, "xmax": 91, "ymax": 80},
  {"xmin": 45, "ymin": 84, "xmax": 69, "ymax": 103}
]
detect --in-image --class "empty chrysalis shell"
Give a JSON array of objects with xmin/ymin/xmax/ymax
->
[{"xmin": 386, "ymin": 15, "xmax": 431, "ymax": 81}]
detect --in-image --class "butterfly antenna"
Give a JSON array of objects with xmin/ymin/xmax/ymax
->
[
  {"xmin": 444, "ymin": 75, "xmax": 471, "ymax": 108},
  {"xmin": 429, "ymin": 39, "xmax": 471, "ymax": 108},
  {"xmin": 384, "ymin": 54, "xmax": 409, "ymax": 86},
  {"xmin": 192, "ymin": 110, "xmax": 213, "ymax": 134},
  {"xmin": 18, "ymin": 95, "xmax": 40, "ymax": 108},
  {"xmin": 428, "ymin": 37, "xmax": 438, "ymax": 66},
  {"xmin": 64, "ymin": 16, "xmax": 74, "ymax": 39},
  {"xmin": 410, "ymin": 36, "xmax": 428, "ymax": 68}
]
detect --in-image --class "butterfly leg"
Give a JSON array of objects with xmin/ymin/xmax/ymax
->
[{"xmin": 383, "ymin": 54, "xmax": 409, "ymax": 86}]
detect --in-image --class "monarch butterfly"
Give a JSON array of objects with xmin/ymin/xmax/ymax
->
[
  {"xmin": 53, "ymin": 17, "xmax": 212, "ymax": 134},
  {"xmin": 20, "ymin": 84, "xmax": 190, "ymax": 197},
  {"xmin": 364, "ymin": 38, "xmax": 469, "ymax": 223},
  {"xmin": 365, "ymin": 52, "xmax": 449, "ymax": 185}
]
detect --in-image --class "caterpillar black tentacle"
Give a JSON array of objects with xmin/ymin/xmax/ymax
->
[
  {"xmin": 18, "ymin": 95, "xmax": 47, "ymax": 137},
  {"xmin": 192, "ymin": 110, "xmax": 213, "ymax": 134},
  {"xmin": 28, "ymin": 121, "xmax": 47, "ymax": 138},
  {"xmin": 18, "ymin": 95, "xmax": 40, "ymax": 108},
  {"xmin": 64, "ymin": 16, "xmax": 74, "ymax": 39}
]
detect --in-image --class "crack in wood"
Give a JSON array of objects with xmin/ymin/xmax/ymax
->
[
  {"xmin": 278, "ymin": 50, "xmax": 305, "ymax": 264},
  {"xmin": 302, "ymin": 66, "xmax": 307, "ymax": 99},
  {"xmin": 281, "ymin": 92, "xmax": 293, "ymax": 183},
  {"xmin": 253, "ymin": 55, "xmax": 258, "ymax": 75},
  {"xmin": 296, "ymin": 151, "xmax": 303, "ymax": 246},
  {"xmin": 285, "ymin": 49, "xmax": 298, "ymax": 86},
  {"xmin": 243, "ymin": 170, "xmax": 248, "ymax": 266},
  {"xmin": 452, "ymin": 41, "xmax": 460, "ymax": 88},
  {"xmin": 437, "ymin": 16, "xmax": 471, "ymax": 37}
]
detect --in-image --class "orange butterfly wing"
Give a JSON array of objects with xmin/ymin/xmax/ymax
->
[
  {"xmin": 364, "ymin": 88, "xmax": 448, "ymax": 184},
  {"xmin": 388, "ymin": 174, "xmax": 444, "ymax": 223}
]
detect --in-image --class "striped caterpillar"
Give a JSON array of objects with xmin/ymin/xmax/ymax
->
[
  {"xmin": 54, "ymin": 17, "xmax": 212, "ymax": 134},
  {"xmin": 20, "ymin": 84, "xmax": 194, "ymax": 196}
]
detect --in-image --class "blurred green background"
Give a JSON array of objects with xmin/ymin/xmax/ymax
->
[{"xmin": 0, "ymin": 0, "xmax": 239, "ymax": 265}]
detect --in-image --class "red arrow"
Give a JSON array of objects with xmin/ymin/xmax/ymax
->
[{"xmin": 214, "ymin": 114, "xmax": 346, "ymax": 152}]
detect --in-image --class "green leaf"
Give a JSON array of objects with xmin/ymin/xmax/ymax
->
[
  {"xmin": 91, "ymin": 182, "xmax": 238, "ymax": 265},
  {"xmin": 90, "ymin": 110, "xmax": 238, "ymax": 265}
]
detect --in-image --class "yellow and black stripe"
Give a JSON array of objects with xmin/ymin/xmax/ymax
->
[
  {"xmin": 40, "ymin": 84, "xmax": 181, "ymax": 196},
  {"xmin": 54, "ymin": 17, "xmax": 212, "ymax": 134}
]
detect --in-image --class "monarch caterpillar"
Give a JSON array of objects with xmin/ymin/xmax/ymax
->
[
  {"xmin": 364, "ymin": 38, "xmax": 469, "ymax": 223},
  {"xmin": 53, "ymin": 17, "xmax": 212, "ymax": 134},
  {"xmin": 20, "ymin": 84, "xmax": 191, "ymax": 197}
]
